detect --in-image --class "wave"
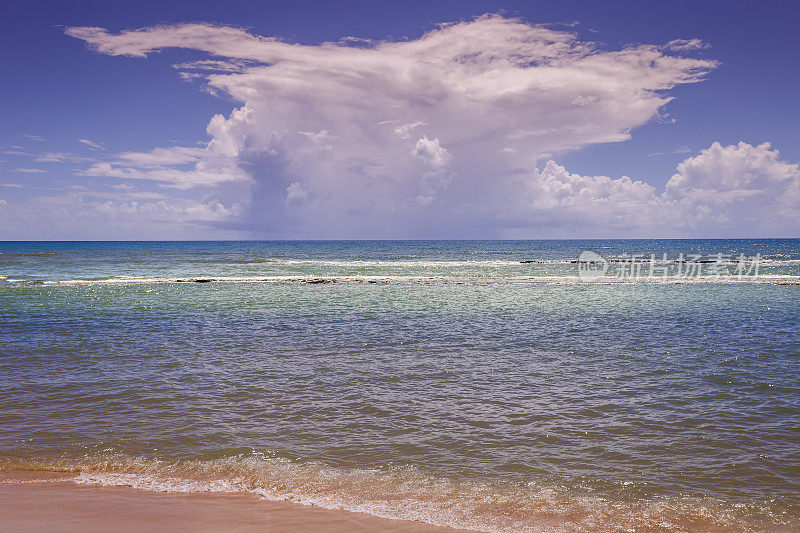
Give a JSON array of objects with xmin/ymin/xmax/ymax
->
[
  {"xmin": 1, "ymin": 453, "xmax": 791, "ymax": 533},
  {"xmin": 5, "ymin": 274, "xmax": 800, "ymax": 286},
  {"xmin": 0, "ymin": 252, "xmax": 58, "ymax": 257},
  {"xmin": 226, "ymin": 259, "xmax": 530, "ymax": 266},
  {"xmin": 193, "ymin": 258, "xmax": 800, "ymax": 266}
]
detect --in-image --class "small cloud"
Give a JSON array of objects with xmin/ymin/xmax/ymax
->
[
  {"xmin": 11, "ymin": 168, "xmax": 46, "ymax": 173},
  {"xmin": 23, "ymin": 134, "xmax": 46, "ymax": 142},
  {"xmin": 393, "ymin": 121, "xmax": 425, "ymax": 139},
  {"xmin": 337, "ymin": 35, "xmax": 374, "ymax": 47},
  {"xmin": 285, "ymin": 181, "xmax": 309, "ymax": 205},
  {"xmin": 664, "ymin": 39, "xmax": 710, "ymax": 52},
  {"xmin": 35, "ymin": 152, "xmax": 100, "ymax": 163},
  {"xmin": 0, "ymin": 182, "xmax": 23, "ymax": 188},
  {"xmin": 35, "ymin": 153, "xmax": 65, "ymax": 163},
  {"xmin": 79, "ymin": 138, "xmax": 104, "ymax": 150},
  {"xmin": 542, "ymin": 20, "xmax": 580, "ymax": 29},
  {"xmin": 178, "ymin": 71, "xmax": 204, "ymax": 82},
  {"xmin": 412, "ymin": 136, "xmax": 452, "ymax": 168},
  {"xmin": 0, "ymin": 150, "xmax": 26, "ymax": 155},
  {"xmin": 648, "ymin": 146, "xmax": 692, "ymax": 157},
  {"xmin": 173, "ymin": 59, "xmax": 250, "ymax": 73},
  {"xmin": 116, "ymin": 146, "xmax": 205, "ymax": 166}
]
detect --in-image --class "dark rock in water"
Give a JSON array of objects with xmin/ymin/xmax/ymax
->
[
  {"xmin": 305, "ymin": 278, "xmax": 331, "ymax": 284},
  {"xmin": 194, "ymin": 279, "xmax": 213, "ymax": 283},
  {"xmin": 519, "ymin": 260, "xmax": 537, "ymax": 263}
]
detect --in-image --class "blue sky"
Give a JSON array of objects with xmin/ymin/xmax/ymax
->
[{"xmin": 1, "ymin": 0, "xmax": 799, "ymax": 239}]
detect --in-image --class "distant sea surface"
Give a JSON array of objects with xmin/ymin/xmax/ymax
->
[{"xmin": 1, "ymin": 240, "xmax": 799, "ymax": 532}]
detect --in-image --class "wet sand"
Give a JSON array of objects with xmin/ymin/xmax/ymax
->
[{"xmin": 0, "ymin": 471, "xmax": 466, "ymax": 533}]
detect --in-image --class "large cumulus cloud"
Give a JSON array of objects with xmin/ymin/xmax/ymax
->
[{"xmin": 47, "ymin": 16, "xmax": 795, "ymax": 237}]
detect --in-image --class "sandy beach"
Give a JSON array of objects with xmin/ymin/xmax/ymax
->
[{"xmin": 0, "ymin": 471, "xmax": 465, "ymax": 533}]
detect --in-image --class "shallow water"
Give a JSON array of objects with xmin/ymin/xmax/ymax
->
[{"xmin": 1, "ymin": 240, "xmax": 799, "ymax": 531}]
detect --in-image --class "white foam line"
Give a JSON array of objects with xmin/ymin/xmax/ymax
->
[
  {"xmin": 68, "ymin": 463, "xmax": 781, "ymax": 533},
  {"xmin": 7, "ymin": 275, "xmax": 800, "ymax": 286},
  {"xmin": 229, "ymin": 258, "xmax": 800, "ymax": 266}
]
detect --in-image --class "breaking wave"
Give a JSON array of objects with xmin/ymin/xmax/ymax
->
[{"xmin": 1, "ymin": 454, "xmax": 793, "ymax": 533}]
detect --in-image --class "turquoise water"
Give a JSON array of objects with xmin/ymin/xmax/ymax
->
[{"xmin": 1, "ymin": 240, "xmax": 799, "ymax": 531}]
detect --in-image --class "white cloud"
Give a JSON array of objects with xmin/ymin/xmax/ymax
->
[
  {"xmin": 116, "ymin": 146, "xmax": 205, "ymax": 166},
  {"xmin": 647, "ymin": 146, "xmax": 692, "ymax": 157},
  {"xmin": 664, "ymin": 39, "xmax": 710, "ymax": 52},
  {"xmin": 412, "ymin": 136, "xmax": 454, "ymax": 206},
  {"xmin": 412, "ymin": 136, "xmax": 452, "ymax": 169},
  {"xmin": 11, "ymin": 168, "xmax": 46, "ymax": 173},
  {"xmin": 61, "ymin": 16, "xmax": 799, "ymax": 237},
  {"xmin": 172, "ymin": 59, "xmax": 251, "ymax": 73},
  {"xmin": 393, "ymin": 121, "xmax": 425, "ymax": 139},
  {"xmin": 64, "ymin": 15, "xmax": 726, "ymax": 236},
  {"xmin": 0, "ymin": 190, "xmax": 242, "ymax": 240},
  {"xmin": 79, "ymin": 138, "xmax": 104, "ymax": 149},
  {"xmin": 35, "ymin": 152, "xmax": 100, "ymax": 163},
  {"xmin": 507, "ymin": 141, "xmax": 800, "ymax": 237},
  {"xmin": 525, "ymin": 160, "xmax": 656, "ymax": 211},
  {"xmin": 663, "ymin": 141, "xmax": 800, "ymax": 230},
  {"xmin": 79, "ymin": 145, "xmax": 251, "ymax": 189},
  {"xmin": 23, "ymin": 134, "xmax": 46, "ymax": 142}
]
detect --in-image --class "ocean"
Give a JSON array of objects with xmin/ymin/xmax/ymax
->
[{"xmin": 1, "ymin": 240, "xmax": 798, "ymax": 531}]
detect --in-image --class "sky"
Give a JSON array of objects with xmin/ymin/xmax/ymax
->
[{"xmin": 1, "ymin": 0, "xmax": 799, "ymax": 239}]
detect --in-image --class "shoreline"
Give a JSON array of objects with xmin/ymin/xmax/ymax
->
[{"xmin": 0, "ymin": 471, "xmax": 468, "ymax": 533}]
